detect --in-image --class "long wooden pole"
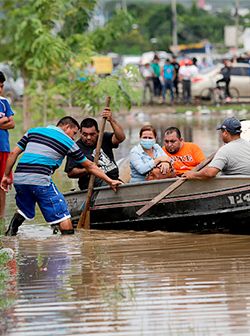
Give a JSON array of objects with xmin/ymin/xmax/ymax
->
[
  {"xmin": 136, "ymin": 152, "xmax": 216, "ymax": 217},
  {"xmin": 77, "ymin": 96, "xmax": 111, "ymax": 229}
]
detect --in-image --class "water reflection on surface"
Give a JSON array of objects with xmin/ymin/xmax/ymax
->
[
  {"xmin": 2, "ymin": 108, "xmax": 250, "ymax": 335},
  {"xmin": 2, "ymin": 231, "xmax": 250, "ymax": 335}
]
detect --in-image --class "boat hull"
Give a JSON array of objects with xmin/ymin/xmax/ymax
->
[{"xmin": 64, "ymin": 176, "xmax": 250, "ymax": 232}]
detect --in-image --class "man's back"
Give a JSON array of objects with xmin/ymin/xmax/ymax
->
[{"xmin": 15, "ymin": 125, "xmax": 84, "ymax": 186}]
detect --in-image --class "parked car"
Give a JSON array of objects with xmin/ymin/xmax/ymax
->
[
  {"xmin": 0, "ymin": 63, "xmax": 24, "ymax": 103},
  {"xmin": 191, "ymin": 62, "xmax": 250, "ymax": 99}
]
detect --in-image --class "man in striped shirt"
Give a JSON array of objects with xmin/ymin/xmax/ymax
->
[{"xmin": 1, "ymin": 116, "xmax": 122, "ymax": 236}]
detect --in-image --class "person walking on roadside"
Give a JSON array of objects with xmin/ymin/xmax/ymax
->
[
  {"xmin": 0, "ymin": 71, "xmax": 15, "ymax": 219},
  {"xmin": 183, "ymin": 117, "xmax": 250, "ymax": 180},
  {"xmin": 162, "ymin": 59, "xmax": 175, "ymax": 104},
  {"xmin": 1, "ymin": 116, "xmax": 122, "ymax": 236},
  {"xmin": 65, "ymin": 108, "xmax": 125, "ymax": 190},
  {"xmin": 151, "ymin": 55, "xmax": 162, "ymax": 99}
]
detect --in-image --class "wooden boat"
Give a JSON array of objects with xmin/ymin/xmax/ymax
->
[{"xmin": 64, "ymin": 176, "xmax": 250, "ymax": 233}]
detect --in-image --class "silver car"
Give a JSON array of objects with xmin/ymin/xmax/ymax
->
[{"xmin": 191, "ymin": 62, "xmax": 250, "ymax": 99}]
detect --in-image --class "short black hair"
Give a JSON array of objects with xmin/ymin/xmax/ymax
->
[
  {"xmin": 0, "ymin": 71, "xmax": 6, "ymax": 83},
  {"xmin": 80, "ymin": 118, "xmax": 99, "ymax": 132},
  {"xmin": 164, "ymin": 127, "xmax": 182, "ymax": 139},
  {"xmin": 56, "ymin": 116, "xmax": 80, "ymax": 129}
]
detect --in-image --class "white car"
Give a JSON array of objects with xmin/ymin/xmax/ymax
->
[{"xmin": 191, "ymin": 62, "xmax": 250, "ymax": 99}]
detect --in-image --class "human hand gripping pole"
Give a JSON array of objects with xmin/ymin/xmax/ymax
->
[
  {"xmin": 77, "ymin": 96, "xmax": 111, "ymax": 230},
  {"xmin": 136, "ymin": 152, "xmax": 216, "ymax": 217}
]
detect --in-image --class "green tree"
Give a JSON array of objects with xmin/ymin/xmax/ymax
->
[
  {"xmin": 103, "ymin": 2, "xmax": 240, "ymax": 53},
  {"xmin": 0, "ymin": 0, "xmax": 138, "ymax": 129}
]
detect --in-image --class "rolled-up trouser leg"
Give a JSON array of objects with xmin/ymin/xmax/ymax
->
[{"xmin": 5, "ymin": 212, "xmax": 25, "ymax": 236}]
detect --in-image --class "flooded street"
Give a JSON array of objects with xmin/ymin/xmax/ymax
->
[
  {"xmin": 3, "ymin": 230, "xmax": 250, "ymax": 335},
  {"xmin": 2, "ymin": 107, "xmax": 250, "ymax": 335}
]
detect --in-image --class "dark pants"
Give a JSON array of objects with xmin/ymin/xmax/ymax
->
[
  {"xmin": 143, "ymin": 79, "xmax": 154, "ymax": 103},
  {"xmin": 216, "ymin": 78, "xmax": 231, "ymax": 98},
  {"xmin": 162, "ymin": 79, "xmax": 174, "ymax": 102},
  {"xmin": 173, "ymin": 78, "xmax": 179, "ymax": 97},
  {"xmin": 152, "ymin": 77, "xmax": 162, "ymax": 96},
  {"xmin": 182, "ymin": 79, "xmax": 191, "ymax": 103}
]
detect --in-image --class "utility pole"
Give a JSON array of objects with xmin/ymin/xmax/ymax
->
[
  {"xmin": 121, "ymin": 0, "xmax": 127, "ymax": 11},
  {"xmin": 235, "ymin": 0, "xmax": 240, "ymax": 50},
  {"xmin": 171, "ymin": 0, "xmax": 178, "ymax": 48}
]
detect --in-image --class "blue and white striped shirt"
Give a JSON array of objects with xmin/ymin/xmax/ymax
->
[{"xmin": 14, "ymin": 125, "xmax": 86, "ymax": 186}]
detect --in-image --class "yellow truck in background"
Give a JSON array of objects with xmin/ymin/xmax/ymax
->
[{"xmin": 91, "ymin": 56, "xmax": 113, "ymax": 75}]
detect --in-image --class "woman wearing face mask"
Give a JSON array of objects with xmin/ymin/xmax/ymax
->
[{"xmin": 129, "ymin": 125, "xmax": 172, "ymax": 183}]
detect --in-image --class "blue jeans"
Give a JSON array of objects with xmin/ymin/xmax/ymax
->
[
  {"xmin": 162, "ymin": 79, "xmax": 174, "ymax": 102},
  {"xmin": 14, "ymin": 182, "xmax": 70, "ymax": 224}
]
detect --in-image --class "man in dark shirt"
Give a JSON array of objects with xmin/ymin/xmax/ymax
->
[
  {"xmin": 171, "ymin": 56, "xmax": 180, "ymax": 100},
  {"xmin": 216, "ymin": 59, "xmax": 232, "ymax": 98},
  {"xmin": 65, "ymin": 108, "xmax": 125, "ymax": 190}
]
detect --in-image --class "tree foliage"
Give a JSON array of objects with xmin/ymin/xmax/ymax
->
[
  {"xmin": 0, "ymin": 0, "xmax": 138, "ymax": 128},
  {"xmin": 105, "ymin": 2, "xmax": 239, "ymax": 53}
]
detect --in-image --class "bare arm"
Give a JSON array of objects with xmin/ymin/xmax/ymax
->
[
  {"xmin": 67, "ymin": 167, "xmax": 88, "ymax": 178},
  {"xmin": 173, "ymin": 68, "xmax": 176, "ymax": 81},
  {"xmin": 183, "ymin": 166, "xmax": 220, "ymax": 180},
  {"xmin": 0, "ymin": 116, "xmax": 15, "ymax": 130},
  {"xmin": 81, "ymin": 159, "xmax": 122, "ymax": 191},
  {"xmin": 154, "ymin": 155, "xmax": 172, "ymax": 166},
  {"xmin": 101, "ymin": 108, "xmax": 125, "ymax": 145}
]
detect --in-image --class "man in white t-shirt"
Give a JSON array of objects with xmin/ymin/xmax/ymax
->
[
  {"xmin": 179, "ymin": 60, "xmax": 198, "ymax": 104},
  {"xmin": 183, "ymin": 117, "xmax": 250, "ymax": 179}
]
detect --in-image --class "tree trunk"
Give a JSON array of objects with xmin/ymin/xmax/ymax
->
[{"xmin": 22, "ymin": 72, "xmax": 31, "ymax": 131}]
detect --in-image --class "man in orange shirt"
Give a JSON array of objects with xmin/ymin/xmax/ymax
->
[{"xmin": 162, "ymin": 127, "xmax": 205, "ymax": 176}]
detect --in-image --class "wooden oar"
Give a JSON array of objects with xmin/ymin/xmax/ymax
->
[
  {"xmin": 77, "ymin": 96, "xmax": 111, "ymax": 229},
  {"xmin": 136, "ymin": 151, "xmax": 216, "ymax": 217}
]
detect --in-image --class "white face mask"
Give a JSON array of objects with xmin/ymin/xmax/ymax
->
[{"xmin": 140, "ymin": 138, "xmax": 156, "ymax": 150}]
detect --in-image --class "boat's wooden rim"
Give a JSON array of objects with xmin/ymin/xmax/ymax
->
[
  {"xmin": 64, "ymin": 175, "xmax": 250, "ymax": 197},
  {"xmin": 92, "ymin": 183, "xmax": 250, "ymax": 210}
]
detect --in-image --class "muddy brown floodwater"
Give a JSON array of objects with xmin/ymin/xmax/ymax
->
[
  {"xmin": 2, "ymin": 108, "xmax": 250, "ymax": 335},
  {"xmin": 2, "ymin": 230, "xmax": 250, "ymax": 335}
]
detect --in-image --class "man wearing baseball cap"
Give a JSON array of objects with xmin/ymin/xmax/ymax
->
[{"xmin": 183, "ymin": 117, "xmax": 250, "ymax": 179}]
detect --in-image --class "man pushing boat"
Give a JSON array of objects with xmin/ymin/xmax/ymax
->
[{"xmin": 1, "ymin": 116, "xmax": 122, "ymax": 236}]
